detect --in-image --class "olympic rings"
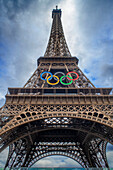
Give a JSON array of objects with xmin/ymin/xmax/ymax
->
[
  {"xmin": 40, "ymin": 71, "xmax": 53, "ymax": 81},
  {"xmin": 60, "ymin": 75, "xmax": 73, "ymax": 85},
  {"xmin": 40, "ymin": 71, "xmax": 79, "ymax": 86},
  {"xmin": 66, "ymin": 71, "xmax": 79, "ymax": 81}
]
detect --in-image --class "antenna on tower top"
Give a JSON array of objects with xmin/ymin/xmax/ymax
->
[{"xmin": 52, "ymin": 6, "xmax": 61, "ymax": 18}]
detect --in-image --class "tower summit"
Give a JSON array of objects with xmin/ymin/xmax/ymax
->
[
  {"xmin": 0, "ymin": 7, "xmax": 113, "ymax": 169},
  {"xmin": 52, "ymin": 5, "xmax": 61, "ymax": 18},
  {"xmin": 44, "ymin": 6, "xmax": 71, "ymax": 57}
]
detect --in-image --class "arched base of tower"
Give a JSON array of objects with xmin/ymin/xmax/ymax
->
[{"xmin": 5, "ymin": 127, "xmax": 109, "ymax": 169}]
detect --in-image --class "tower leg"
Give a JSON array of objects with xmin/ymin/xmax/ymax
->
[
  {"xmin": 86, "ymin": 139, "xmax": 109, "ymax": 168},
  {"xmin": 5, "ymin": 138, "xmax": 29, "ymax": 169}
]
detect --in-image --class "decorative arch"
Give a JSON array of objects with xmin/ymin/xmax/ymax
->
[{"xmin": 5, "ymin": 127, "xmax": 109, "ymax": 168}]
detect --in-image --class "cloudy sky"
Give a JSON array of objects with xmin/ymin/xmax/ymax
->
[{"xmin": 0, "ymin": 0, "xmax": 113, "ymax": 168}]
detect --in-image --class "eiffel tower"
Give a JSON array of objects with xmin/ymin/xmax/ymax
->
[{"xmin": 0, "ymin": 6, "xmax": 113, "ymax": 168}]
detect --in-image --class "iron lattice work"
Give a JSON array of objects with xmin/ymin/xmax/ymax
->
[{"xmin": 0, "ymin": 6, "xmax": 113, "ymax": 168}]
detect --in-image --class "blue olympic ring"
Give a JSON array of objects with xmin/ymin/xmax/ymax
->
[{"xmin": 40, "ymin": 71, "xmax": 53, "ymax": 81}]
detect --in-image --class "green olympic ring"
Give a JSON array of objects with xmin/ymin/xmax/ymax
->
[{"xmin": 60, "ymin": 75, "xmax": 73, "ymax": 85}]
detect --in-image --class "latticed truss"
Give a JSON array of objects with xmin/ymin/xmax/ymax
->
[
  {"xmin": 44, "ymin": 7, "xmax": 71, "ymax": 58},
  {"xmin": 24, "ymin": 61, "xmax": 95, "ymax": 88},
  {"xmin": 4, "ymin": 118, "xmax": 110, "ymax": 168},
  {"xmin": 0, "ymin": 6, "xmax": 113, "ymax": 169}
]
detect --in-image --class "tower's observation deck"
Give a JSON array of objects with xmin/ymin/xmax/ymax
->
[{"xmin": 52, "ymin": 6, "xmax": 61, "ymax": 18}]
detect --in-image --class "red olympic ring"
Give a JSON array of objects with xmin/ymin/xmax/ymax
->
[{"xmin": 66, "ymin": 71, "xmax": 79, "ymax": 81}]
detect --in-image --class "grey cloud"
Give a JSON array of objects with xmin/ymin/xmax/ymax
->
[
  {"xmin": 1, "ymin": 0, "xmax": 39, "ymax": 20},
  {"xmin": 0, "ymin": 148, "xmax": 8, "ymax": 167},
  {"xmin": 94, "ymin": 63, "xmax": 113, "ymax": 87},
  {"xmin": 102, "ymin": 64, "xmax": 113, "ymax": 76},
  {"xmin": 0, "ymin": 98, "xmax": 5, "ymax": 106},
  {"xmin": 75, "ymin": 0, "xmax": 113, "ymax": 40},
  {"xmin": 106, "ymin": 143, "xmax": 113, "ymax": 167},
  {"xmin": 33, "ymin": 156, "xmax": 81, "ymax": 167},
  {"xmin": 107, "ymin": 150, "xmax": 113, "ymax": 167},
  {"xmin": 107, "ymin": 143, "xmax": 113, "ymax": 152}
]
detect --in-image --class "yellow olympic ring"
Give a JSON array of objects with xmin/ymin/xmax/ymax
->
[{"xmin": 47, "ymin": 75, "xmax": 59, "ymax": 85}]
